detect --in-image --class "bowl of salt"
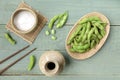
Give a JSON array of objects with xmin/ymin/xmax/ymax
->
[{"xmin": 11, "ymin": 8, "xmax": 38, "ymax": 34}]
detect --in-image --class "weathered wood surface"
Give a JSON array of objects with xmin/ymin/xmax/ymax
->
[{"xmin": 0, "ymin": 0, "xmax": 120, "ymax": 79}]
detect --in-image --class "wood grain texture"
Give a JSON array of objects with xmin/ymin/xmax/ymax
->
[
  {"xmin": 0, "ymin": 0, "xmax": 120, "ymax": 25},
  {"xmin": 0, "ymin": 0, "xmax": 120, "ymax": 79},
  {"xmin": 0, "ymin": 25, "xmax": 120, "ymax": 75},
  {"xmin": 1, "ymin": 76, "xmax": 120, "ymax": 80}
]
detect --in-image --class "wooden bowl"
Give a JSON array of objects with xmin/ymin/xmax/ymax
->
[
  {"xmin": 65, "ymin": 12, "xmax": 110, "ymax": 60},
  {"xmin": 11, "ymin": 8, "xmax": 38, "ymax": 34}
]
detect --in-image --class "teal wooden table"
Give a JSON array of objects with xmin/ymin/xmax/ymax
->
[{"xmin": 0, "ymin": 0, "xmax": 120, "ymax": 80}]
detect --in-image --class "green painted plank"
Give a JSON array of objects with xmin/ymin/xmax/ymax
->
[
  {"xmin": 0, "ymin": 0, "xmax": 120, "ymax": 25},
  {"xmin": 0, "ymin": 0, "xmax": 120, "ymax": 79},
  {"xmin": 0, "ymin": 24, "xmax": 120, "ymax": 76},
  {"xmin": 0, "ymin": 76, "xmax": 120, "ymax": 80}
]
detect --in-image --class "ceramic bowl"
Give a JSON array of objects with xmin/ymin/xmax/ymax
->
[
  {"xmin": 66, "ymin": 12, "xmax": 110, "ymax": 60},
  {"xmin": 11, "ymin": 8, "xmax": 38, "ymax": 34}
]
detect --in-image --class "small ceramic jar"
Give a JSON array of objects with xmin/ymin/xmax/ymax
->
[{"xmin": 39, "ymin": 51, "xmax": 65, "ymax": 77}]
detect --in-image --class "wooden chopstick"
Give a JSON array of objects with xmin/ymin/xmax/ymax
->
[
  {"xmin": 0, "ymin": 48, "xmax": 36, "ymax": 75},
  {"xmin": 0, "ymin": 45, "xmax": 30, "ymax": 64}
]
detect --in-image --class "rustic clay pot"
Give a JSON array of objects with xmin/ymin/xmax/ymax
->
[{"xmin": 39, "ymin": 51, "xmax": 65, "ymax": 77}]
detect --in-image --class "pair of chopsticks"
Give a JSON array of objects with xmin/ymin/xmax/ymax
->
[{"xmin": 0, "ymin": 45, "xmax": 36, "ymax": 75}]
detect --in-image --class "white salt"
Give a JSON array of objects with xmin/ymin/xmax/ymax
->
[{"xmin": 14, "ymin": 10, "xmax": 36, "ymax": 31}]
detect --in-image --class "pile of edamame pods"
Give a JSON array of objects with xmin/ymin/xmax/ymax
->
[
  {"xmin": 67, "ymin": 16, "xmax": 107, "ymax": 53},
  {"xmin": 45, "ymin": 11, "xmax": 68, "ymax": 40}
]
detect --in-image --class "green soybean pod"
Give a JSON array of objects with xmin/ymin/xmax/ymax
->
[
  {"xmin": 85, "ymin": 22, "xmax": 91, "ymax": 34},
  {"xmin": 101, "ymin": 23, "xmax": 107, "ymax": 27},
  {"xmin": 73, "ymin": 45, "xmax": 84, "ymax": 50},
  {"xmin": 83, "ymin": 43, "xmax": 90, "ymax": 49},
  {"xmin": 93, "ymin": 23, "xmax": 104, "ymax": 39},
  {"xmin": 67, "ymin": 25, "xmax": 83, "ymax": 44},
  {"xmin": 94, "ymin": 22, "xmax": 104, "ymax": 30},
  {"xmin": 75, "ymin": 43, "xmax": 90, "ymax": 50},
  {"xmin": 28, "ymin": 55, "xmax": 36, "ymax": 71},
  {"xmin": 77, "ymin": 49, "xmax": 86, "ymax": 53},
  {"xmin": 71, "ymin": 45, "xmax": 83, "ymax": 53},
  {"xmin": 87, "ymin": 28, "xmax": 95, "ymax": 40},
  {"xmin": 81, "ymin": 34, "xmax": 87, "ymax": 42},
  {"xmin": 91, "ymin": 34, "xmax": 100, "ymax": 44},
  {"xmin": 100, "ymin": 29, "xmax": 106, "ymax": 37},
  {"xmin": 70, "ymin": 47, "xmax": 76, "ymax": 52},
  {"xmin": 74, "ymin": 24, "xmax": 83, "ymax": 35},
  {"xmin": 56, "ymin": 14, "xmax": 64, "ymax": 28},
  {"xmin": 93, "ymin": 34, "xmax": 100, "ymax": 43},
  {"xmin": 75, "ymin": 35, "xmax": 80, "ymax": 42},
  {"xmin": 48, "ymin": 15, "xmax": 59, "ymax": 29},
  {"xmin": 94, "ymin": 26, "xmax": 99, "ymax": 35},
  {"xmin": 89, "ymin": 16, "xmax": 101, "ymax": 21},
  {"xmin": 73, "ymin": 39, "xmax": 78, "ymax": 45},
  {"xmin": 56, "ymin": 11, "xmax": 68, "ymax": 28},
  {"xmin": 80, "ymin": 18, "xmax": 89, "ymax": 24},
  {"xmin": 90, "ymin": 40, "xmax": 96, "ymax": 48},
  {"xmin": 4, "ymin": 33, "xmax": 16, "ymax": 45},
  {"xmin": 80, "ymin": 24, "xmax": 86, "ymax": 36},
  {"xmin": 97, "ymin": 33, "xmax": 103, "ymax": 40},
  {"xmin": 77, "ymin": 25, "xmax": 86, "ymax": 42},
  {"xmin": 78, "ymin": 30, "xmax": 82, "ymax": 35},
  {"xmin": 67, "ymin": 34, "xmax": 75, "ymax": 45},
  {"xmin": 91, "ymin": 34, "xmax": 97, "ymax": 39}
]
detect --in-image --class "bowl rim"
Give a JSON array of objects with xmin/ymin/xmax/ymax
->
[{"xmin": 11, "ymin": 8, "xmax": 38, "ymax": 34}]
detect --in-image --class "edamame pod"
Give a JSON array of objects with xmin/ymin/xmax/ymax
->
[
  {"xmin": 87, "ymin": 28, "xmax": 95, "ymax": 40},
  {"xmin": 73, "ymin": 43, "xmax": 90, "ymax": 50},
  {"xmin": 48, "ymin": 15, "xmax": 59, "ymax": 29},
  {"xmin": 67, "ymin": 25, "xmax": 83, "ymax": 44},
  {"xmin": 28, "ymin": 55, "xmax": 36, "ymax": 71},
  {"xmin": 70, "ymin": 47, "xmax": 76, "ymax": 52},
  {"xmin": 100, "ymin": 29, "xmax": 106, "ymax": 37},
  {"xmin": 89, "ymin": 16, "xmax": 101, "ymax": 21},
  {"xmin": 77, "ymin": 24, "xmax": 86, "ymax": 42},
  {"xmin": 101, "ymin": 23, "xmax": 107, "ymax": 27},
  {"xmin": 90, "ymin": 40, "xmax": 96, "ymax": 48},
  {"xmin": 93, "ymin": 22, "xmax": 104, "ymax": 30},
  {"xmin": 82, "ymin": 34, "xmax": 87, "ymax": 42},
  {"xmin": 73, "ymin": 39, "xmax": 78, "ymax": 45},
  {"xmin": 97, "ymin": 33, "xmax": 103, "ymax": 40},
  {"xmin": 72, "ymin": 45, "xmax": 84, "ymax": 50},
  {"xmin": 91, "ymin": 34, "xmax": 100, "ymax": 44},
  {"xmin": 56, "ymin": 11, "xmax": 68, "ymax": 28},
  {"xmin": 94, "ymin": 26, "xmax": 99, "ymax": 35},
  {"xmin": 85, "ymin": 22, "xmax": 91, "ymax": 34},
  {"xmin": 75, "ymin": 36, "xmax": 80, "ymax": 42},
  {"xmin": 4, "ymin": 33, "xmax": 16, "ymax": 45},
  {"xmin": 56, "ymin": 14, "xmax": 64, "ymax": 28},
  {"xmin": 76, "ymin": 49, "xmax": 86, "ymax": 53},
  {"xmin": 96, "ymin": 38, "xmax": 100, "ymax": 44},
  {"xmin": 80, "ymin": 18, "xmax": 89, "ymax": 24},
  {"xmin": 70, "ymin": 47, "xmax": 86, "ymax": 53}
]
